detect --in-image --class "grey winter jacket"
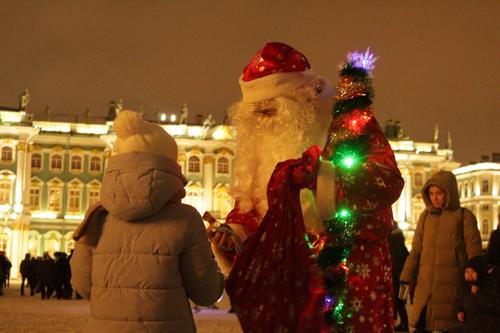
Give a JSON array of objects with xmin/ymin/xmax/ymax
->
[
  {"xmin": 70, "ymin": 152, "xmax": 224, "ymax": 332},
  {"xmin": 400, "ymin": 170, "xmax": 482, "ymax": 332}
]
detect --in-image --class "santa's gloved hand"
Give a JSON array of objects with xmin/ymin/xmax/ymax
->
[{"xmin": 208, "ymin": 224, "xmax": 236, "ymax": 252}]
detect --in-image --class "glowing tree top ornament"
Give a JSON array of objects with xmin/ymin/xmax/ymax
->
[{"xmin": 346, "ymin": 48, "xmax": 378, "ymax": 72}]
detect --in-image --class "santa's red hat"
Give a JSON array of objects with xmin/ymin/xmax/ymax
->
[{"xmin": 239, "ymin": 42, "xmax": 316, "ymax": 103}]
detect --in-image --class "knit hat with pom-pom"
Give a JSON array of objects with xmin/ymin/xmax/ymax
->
[{"xmin": 113, "ymin": 110, "xmax": 177, "ymax": 160}]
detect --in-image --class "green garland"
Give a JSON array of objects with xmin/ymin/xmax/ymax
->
[{"xmin": 311, "ymin": 51, "xmax": 376, "ymax": 331}]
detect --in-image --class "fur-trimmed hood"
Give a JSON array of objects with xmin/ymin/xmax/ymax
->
[{"xmin": 421, "ymin": 170, "xmax": 460, "ymax": 211}]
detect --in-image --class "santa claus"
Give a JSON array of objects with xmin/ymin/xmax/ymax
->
[
  {"xmin": 209, "ymin": 42, "xmax": 336, "ymax": 257},
  {"xmin": 209, "ymin": 42, "xmax": 336, "ymax": 332}
]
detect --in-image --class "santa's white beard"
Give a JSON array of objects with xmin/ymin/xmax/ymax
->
[{"xmin": 230, "ymin": 95, "xmax": 330, "ymax": 217}]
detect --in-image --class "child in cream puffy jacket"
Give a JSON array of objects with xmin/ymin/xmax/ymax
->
[{"xmin": 70, "ymin": 110, "xmax": 224, "ymax": 333}]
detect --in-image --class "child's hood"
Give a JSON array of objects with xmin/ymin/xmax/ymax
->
[
  {"xmin": 466, "ymin": 255, "xmax": 487, "ymax": 284},
  {"xmin": 100, "ymin": 151, "xmax": 187, "ymax": 222}
]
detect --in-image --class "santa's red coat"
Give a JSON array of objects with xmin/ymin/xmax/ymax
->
[{"xmin": 226, "ymin": 108, "xmax": 404, "ymax": 332}]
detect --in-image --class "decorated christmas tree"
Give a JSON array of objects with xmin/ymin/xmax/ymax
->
[{"xmin": 311, "ymin": 49, "xmax": 404, "ymax": 332}]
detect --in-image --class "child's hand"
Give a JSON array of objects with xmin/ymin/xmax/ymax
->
[
  {"xmin": 457, "ymin": 312, "xmax": 465, "ymax": 322},
  {"xmin": 471, "ymin": 285, "xmax": 479, "ymax": 294}
]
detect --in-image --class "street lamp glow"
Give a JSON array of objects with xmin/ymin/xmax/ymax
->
[
  {"xmin": 160, "ymin": 113, "xmax": 167, "ymax": 122},
  {"xmin": 170, "ymin": 114, "xmax": 177, "ymax": 122},
  {"xmin": 0, "ymin": 204, "xmax": 11, "ymax": 214},
  {"xmin": 13, "ymin": 203, "xmax": 23, "ymax": 214}
]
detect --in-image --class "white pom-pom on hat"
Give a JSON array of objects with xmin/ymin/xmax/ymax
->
[{"xmin": 113, "ymin": 110, "xmax": 178, "ymax": 160}]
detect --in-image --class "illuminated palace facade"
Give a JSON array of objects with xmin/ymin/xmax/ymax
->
[
  {"xmin": 0, "ymin": 105, "xmax": 236, "ymax": 277},
  {"xmin": 0, "ymin": 105, "xmax": 498, "ymax": 277},
  {"xmin": 453, "ymin": 162, "xmax": 500, "ymax": 247}
]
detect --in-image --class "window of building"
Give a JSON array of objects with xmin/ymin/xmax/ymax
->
[
  {"xmin": 188, "ymin": 156, "xmax": 201, "ymax": 173},
  {"xmin": 213, "ymin": 184, "xmax": 233, "ymax": 218},
  {"xmin": 0, "ymin": 181, "xmax": 12, "ymax": 204},
  {"xmin": 70, "ymin": 156, "xmax": 82, "ymax": 172},
  {"xmin": 90, "ymin": 157, "xmax": 101, "ymax": 172},
  {"xmin": 481, "ymin": 204, "xmax": 490, "ymax": 211},
  {"xmin": 68, "ymin": 189, "xmax": 81, "ymax": 211},
  {"xmin": 31, "ymin": 153, "xmax": 42, "ymax": 171},
  {"xmin": 217, "ymin": 157, "xmax": 229, "ymax": 174},
  {"xmin": 29, "ymin": 188, "xmax": 41, "ymax": 211},
  {"xmin": 48, "ymin": 187, "xmax": 62, "ymax": 211},
  {"xmin": 464, "ymin": 183, "xmax": 469, "ymax": 197},
  {"xmin": 414, "ymin": 173, "xmax": 423, "ymax": 187},
  {"xmin": 50, "ymin": 154, "xmax": 63, "ymax": 171},
  {"xmin": 0, "ymin": 234, "xmax": 7, "ymax": 252},
  {"xmin": 88, "ymin": 189, "xmax": 100, "ymax": 207},
  {"xmin": 182, "ymin": 182, "xmax": 203, "ymax": 212},
  {"xmin": 482, "ymin": 180, "xmax": 489, "ymax": 194},
  {"xmin": 482, "ymin": 220, "xmax": 490, "ymax": 237},
  {"xmin": 1, "ymin": 147, "xmax": 13, "ymax": 163},
  {"xmin": 44, "ymin": 232, "xmax": 62, "ymax": 256}
]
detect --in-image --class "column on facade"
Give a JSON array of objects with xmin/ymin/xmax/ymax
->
[
  {"xmin": 202, "ymin": 155, "xmax": 214, "ymax": 214},
  {"xmin": 404, "ymin": 170, "xmax": 412, "ymax": 223},
  {"xmin": 393, "ymin": 166, "xmax": 412, "ymax": 225},
  {"xmin": 10, "ymin": 140, "xmax": 32, "ymax": 277}
]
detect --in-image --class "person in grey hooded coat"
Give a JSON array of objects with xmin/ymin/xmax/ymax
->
[
  {"xmin": 70, "ymin": 110, "xmax": 224, "ymax": 333},
  {"xmin": 400, "ymin": 170, "xmax": 482, "ymax": 333}
]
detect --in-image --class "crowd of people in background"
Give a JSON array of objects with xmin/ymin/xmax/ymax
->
[
  {"xmin": 0, "ymin": 250, "xmax": 12, "ymax": 295},
  {"xmin": 1, "ymin": 249, "xmax": 81, "ymax": 300}
]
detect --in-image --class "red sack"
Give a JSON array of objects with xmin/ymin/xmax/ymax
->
[{"xmin": 226, "ymin": 146, "xmax": 326, "ymax": 333}]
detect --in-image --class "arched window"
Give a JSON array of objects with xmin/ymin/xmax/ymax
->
[
  {"xmin": 70, "ymin": 156, "xmax": 82, "ymax": 172},
  {"xmin": 482, "ymin": 180, "xmax": 489, "ymax": 194},
  {"xmin": 27, "ymin": 231, "xmax": 41, "ymax": 257},
  {"xmin": 0, "ymin": 181, "xmax": 12, "ymax": 204},
  {"xmin": 182, "ymin": 181, "xmax": 203, "ymax": 212},
  {"xmin": 90, "ymin": 157, "xmax": 101, "ymax": 172},
  {"xmin": 217, "ymin": 157, "xmax": 229, "ymax": 174},
  {"xmin": 88, "ymin": 189, "xmax": 100, "ymax": 207},
  {"xmin": 0, "ymin": 171, "xmax": 14, "ymax": 205},
  {"xmin": 213, "ymin": 184, "xmax": 234, "ymax": 219},
  {"xmin": 1, "ymin": 147, "xmax": 13, "ymax": 162},
  {"xmin": 44, "ymin": 231, "xmax": 62, "ymax": 256},
  {"xmin": 29, "ymin": 187, "xmax": 41, "ymax": 211},
  {"xmin": 68, "ymin": 188, "xmax": 81, "ymax": 211},
  {"xmin": 31, "ymin": 153, "xmax": 42, "ymax": 170},
  {"xmin": 188, "ymin": 156, "xmax": 201, "ymax": 173},
  {"xmin": 47, "ymin": 179, "xmax": 63, "ymax": 212},
  {"xmin": 50, "ymin": 154, "xmax": 63, "ymax": 171}
]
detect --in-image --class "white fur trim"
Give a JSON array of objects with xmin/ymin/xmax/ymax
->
[
  {"xmin": 300, "ymin": 189, "xmax": 325, "ymax": 234},
  {"xmin": 315, "ymin": 160, "xmax": 336, "ymax": 220},
  {"xmin": 239, "ymin": 70, "xmax": 316, "ymax": 103}
]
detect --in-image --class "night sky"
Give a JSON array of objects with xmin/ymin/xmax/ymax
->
[{"xmin": 0, "ymin": 1, "xmax": 498, "ymax": 164}]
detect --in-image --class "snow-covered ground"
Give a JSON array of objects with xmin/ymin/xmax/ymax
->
[{"xmin": 0, "ymin": 280, "xmax": 242, "ymax": 333}]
